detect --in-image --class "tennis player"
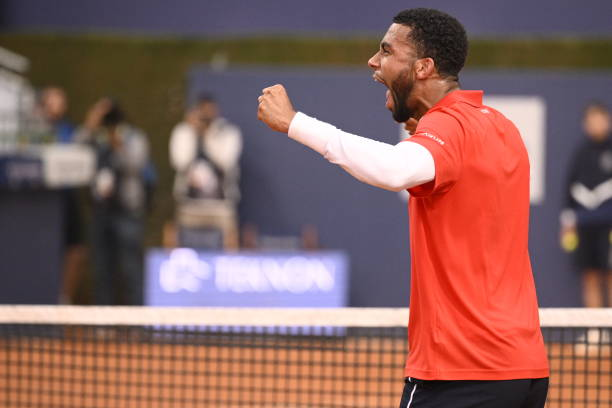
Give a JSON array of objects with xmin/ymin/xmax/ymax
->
[{"xmin": 258, "ymin": 8, "xmax": 549, "ymax": 408}]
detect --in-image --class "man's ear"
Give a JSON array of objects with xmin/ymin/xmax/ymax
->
[{"xmin": 414, "ymin": 57, "xmax": 436, "ymax": 80}]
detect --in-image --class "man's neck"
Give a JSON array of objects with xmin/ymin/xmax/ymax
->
[{"xmin": 413, "ymin": 79, "xmax": 460, "ymax": 119}]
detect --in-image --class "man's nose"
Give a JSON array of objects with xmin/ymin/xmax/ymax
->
[{"xmin": 368, "ymin": 53, "xmax": 379, "ymax": 70}]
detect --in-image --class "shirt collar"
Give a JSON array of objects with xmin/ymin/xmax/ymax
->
[{"xmin": 433, "ymin": 90, "xmax": 483, "ymax": 109}]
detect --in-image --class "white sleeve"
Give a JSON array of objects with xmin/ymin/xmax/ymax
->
[
  {"xmin": 206, "ymin": 121, "xmax": 242, "ymax": 172},
  {"xmin": 169, "ymin": 122, "xmax": 197, "ymax": 172},
  {"xmin": 288, "ymin": 112, "xmax": 435, "ymax": 192}
]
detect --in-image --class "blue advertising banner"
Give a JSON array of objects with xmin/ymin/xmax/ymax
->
[{"xmin": 145, "ymin": 249, "xmax": 349, "ymax": 307}]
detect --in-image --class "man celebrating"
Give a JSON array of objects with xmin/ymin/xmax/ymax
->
[{"xmin": 258, "ymin": 8, "xmax": 549, "ymax": 408}]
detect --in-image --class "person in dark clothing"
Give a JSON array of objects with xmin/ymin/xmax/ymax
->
[
  {"xmin": 38, "ymin": 86, "xmax": 87, "ymax": 304},
  {"xmin": 76, "ymin": 98, "xmax": 152, "ymax": 305},
  {"xmin": 561, "ymin": 102, "xmax": 612, "ymax": 307}
]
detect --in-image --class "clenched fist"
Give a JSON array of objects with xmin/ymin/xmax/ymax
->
[{"xmin": 257, "ymin": 84, "xmax": 296, "ymax": 133}]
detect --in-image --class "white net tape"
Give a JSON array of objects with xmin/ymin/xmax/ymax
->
[{"xmin": 0, "ymin": 306, "xmax": 610, "ymax": 327}]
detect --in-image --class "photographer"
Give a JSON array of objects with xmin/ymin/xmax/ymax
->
[
  {"xmin": 167, "ymin": 94, "xmax": 242, "ymax": 249},
  {"xmin": 76, "ymin": 98, "xmax": 152, "ymax": 305},
  {"xmin": 170, "ymin": 94, "xmax": 242, "ymax": 203}
]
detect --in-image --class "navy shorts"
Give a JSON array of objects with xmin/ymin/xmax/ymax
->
[
  {"xmin": 575, "ymin": 226, "xmax": 611, "ymax": 270},
  {"xmin": 399, "ymin": 377, "xmax": 549, "ymax": 408}
]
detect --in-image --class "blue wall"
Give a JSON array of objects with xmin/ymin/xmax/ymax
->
[
  {"xmin": 2, "ymin": 0, "xmax": 611, "ymax": 37},
  {"xmin": 189, "ymin": 66, "xmax": 612, "ymax": 308},
  {"xmin": 0, "ymin": 190, "xmax": 63, "ymax": 304}
]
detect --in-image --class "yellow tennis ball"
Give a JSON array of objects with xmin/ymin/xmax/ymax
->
[{"xmin": 561, "ymin": 231, "xmax": 578, "ymax": 252}]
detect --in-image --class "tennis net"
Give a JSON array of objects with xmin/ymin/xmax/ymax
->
[{"xmin": 0, "ymin": 306, "xmax": 610, "ymax": 408}]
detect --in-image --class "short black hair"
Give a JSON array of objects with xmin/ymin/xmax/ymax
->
[
  {"xmin": 393, "ymin": 8, "xmax": 468, "ymax": 79},
  {"xmin": 102, "ymin": 99, "xmax": 126, "ymax": 127},
  {"xmin": 197, "ymin": 92, "xmax": 216, "ymax": 105},
  {"xmin": 584, "ymin": 101, "xmax": 609, "ymax": 117}
]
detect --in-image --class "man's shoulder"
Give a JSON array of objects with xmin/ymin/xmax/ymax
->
[{"xmin": 418, "ymin": 108, "xmax": 464, "ymax": 135}]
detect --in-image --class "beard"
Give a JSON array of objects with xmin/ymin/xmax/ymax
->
[{"xmin": 389, "ymin": 71, "xmax": 414, "ymax": 123}]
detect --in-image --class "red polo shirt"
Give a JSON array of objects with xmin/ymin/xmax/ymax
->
[{"xmin": 404, "ymin": 90, "xmax": 549, "ymax": 380}]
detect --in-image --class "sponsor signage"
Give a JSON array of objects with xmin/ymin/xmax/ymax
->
[{"xmin": 145, "ymin": 249, "xmax": 349, "ymax": 307}]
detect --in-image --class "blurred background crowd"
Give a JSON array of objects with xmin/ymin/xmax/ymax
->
[{"xmin": 0, "ymin": 0, "xmax": 611, "ymax": 309}]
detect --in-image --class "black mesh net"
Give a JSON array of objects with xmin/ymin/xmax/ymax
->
[{"xmin": 0, "ymin": 308, "xmax": 610, "ymax": 408}]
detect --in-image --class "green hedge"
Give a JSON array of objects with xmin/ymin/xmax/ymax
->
[{"xmin": 2, "ymin": 33, "xmax": 611, "ymax": 245}]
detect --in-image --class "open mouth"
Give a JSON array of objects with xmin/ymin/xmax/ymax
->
[
  {"xmin": 372, "ymin": 73, "xmax": 386, "ymax": 87},
  {"xmin": 373, "ymin": 74, "xmax": 393, "ymax": 111}
]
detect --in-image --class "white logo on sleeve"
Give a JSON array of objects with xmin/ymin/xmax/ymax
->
[{"xmin": 416, "ymin": 132, "xmax": 445, "ymax": 146}]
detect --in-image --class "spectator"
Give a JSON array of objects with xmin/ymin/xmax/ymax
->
[
  {"xmin": 76, "ymin": 98, "xmax": 152, "ymax": 305},
  {"xmin": 38, "ymin": 86, "xmax": 86, "ymax": 304},
  {"xmin": 561, "ymin": 102, "xmax": 612, "ymax": 307},
  {"xmin": 170, "ymin": 94, "xmax": 242, "ymax": 202},
  {"xmin": 168, "ymin": 94, "xmax": 242, "ymax": 249},
  {"xmin": 39, "ymin": 87, "xmax": 75, "ymax": 143}
]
